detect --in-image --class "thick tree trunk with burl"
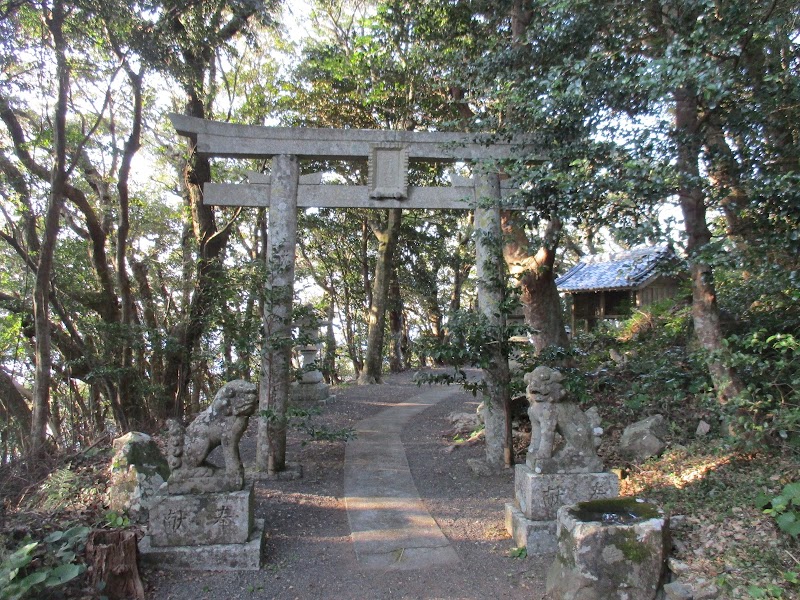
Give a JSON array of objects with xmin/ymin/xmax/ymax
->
[
  {"xmin": 500, "ymin": 0, "xmax": 569, "ymax": 354},
  {"xmin": 502, "ymin": 212, "xmax": 569, "ymax": 353}
]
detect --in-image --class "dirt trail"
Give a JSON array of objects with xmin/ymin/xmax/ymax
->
[{"xmin": 146, "ymin": 373, "xmax": 548, "ymax": 599}]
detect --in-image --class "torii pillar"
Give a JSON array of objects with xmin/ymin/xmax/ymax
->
[
  {"xmin": 257, "ymin": 155, "xmax": 298, "ymax": 474},
  {"xmin": 474, "ymin": 171, "xmax": 512, "ymax": 469}
]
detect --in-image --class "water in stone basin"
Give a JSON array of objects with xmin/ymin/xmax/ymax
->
[{"xmin": 569, "ymin": 497, "xmax": 661, "ymax": 525}]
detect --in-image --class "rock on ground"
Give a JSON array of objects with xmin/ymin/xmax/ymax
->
[{"xmin": 619, "ymin": 414, "xmax": 668, "ymax": 461}]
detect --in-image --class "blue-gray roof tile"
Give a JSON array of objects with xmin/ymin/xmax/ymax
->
[{"xmin": 556, "ymin": 245, "xmax": 675, "ymax": 293}]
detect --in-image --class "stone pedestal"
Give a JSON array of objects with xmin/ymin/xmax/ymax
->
[
  {"xmin": 514, "ymin": 465, "xmax": 619, "ymax": 521},
  {"xmin": 506, "ymin": 464, "xmax": 619, "ymax": 554},
  {"xmin": 148, "ymin": 488, "xmax": 253, "ymax": 547},
  {"xmin": 505, "ymin": 502, "xmax": 557, "ymax": 554},
  {"xmin": 140, "ymin": 486, "xmax": 263, "ymax": 570},
  {"xmin": 139, "ymin": 519, "xmax": 265, "ymax": 571},
  {"xmin": 546, "ymin": 499, "xmax": 669, "ymax": 599},
  {"xmin": 291, "ymin": 381, "xmax": 330, "ymax": 403}
]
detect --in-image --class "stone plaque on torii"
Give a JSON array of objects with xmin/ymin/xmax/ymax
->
[{"xmin": 170, "ymin": 114, "xmax": 535, "ymax": 474}]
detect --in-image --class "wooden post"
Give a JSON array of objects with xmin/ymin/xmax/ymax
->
[
  {"xmin": 257, "ymin": 154, "xmax": 298, "ymax": 474},
  {"xmin": 570, "ymin": 297, "xmax": 576, "ymax": 338}
]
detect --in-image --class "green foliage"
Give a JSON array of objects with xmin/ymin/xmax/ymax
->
[
  {"xmin": 711, "ymin": 260, "xmax": 800, "ymax": 442},
  {"xmin": 567, "ymin": 288, "xmax": 799, "ymax": 449},
  {"xmin": 565, "ymin": 300, "xmax": 711, "ymax": 425},
  {"xmin": 724, "ymin": 331, "xmax": 800, "ymax": 441},
  {"xmin": 508, "ymin": 546, "xmax": 527, "ymax": 559},
  {"xmin": 23, "ymin": 464, "xmax": 106, "ymax": 514},
  {"xmin": 756, "ymin": 482, "xmax": 800, "ymax": 539},
  {"xmin": 260, "ymin": 406, "xmax": 356, "ymax": 445},
  {"xmin": 621, "ymin": 344, "xmax": 709, "ymax": 413},
  {"xmin": 0, "ymin": 314, "xmax": 23, "ymax": 363},
  {"xmin": 416, "ymin": 310, "xmax": 498, "ymax": 370},
  {"xmin": 747, "ymin": 583, "xmax": 788, "ymax": 599},
  {"xmin": 103, "ymin": 511, "xmax": 130, "ymax": 529},
  {"xmin": 33, "ymin": 469, "xmax": 80, "ymax": 512},
  {"xmin": 0, "ymin": 526, "xmax": 89, "ymax": 600},
  {"xmin": 0, "ymin": 542, "xmax": 39, "ymax": 600}
]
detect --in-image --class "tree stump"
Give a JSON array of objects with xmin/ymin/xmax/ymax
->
[{"xmin": 86, "ymin": 529, "xmax": 145, "ymax": 600}]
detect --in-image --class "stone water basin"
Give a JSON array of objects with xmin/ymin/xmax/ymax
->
[{"xmin": 546, "ymin": 497, "xmax": 670, "ymax": 600}]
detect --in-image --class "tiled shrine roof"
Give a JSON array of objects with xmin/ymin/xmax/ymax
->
[{"xmin": 556, "ymin": 245, "xmax": 676, "ymax": 293}]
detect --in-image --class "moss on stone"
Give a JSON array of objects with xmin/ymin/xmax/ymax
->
[
  {"xmin": 557, "ymin": 525, "xmax": 577, "ymax": 569},
  {"xmin": 613, "ymin": 529, "xmax": 650, "ymax": 563}
]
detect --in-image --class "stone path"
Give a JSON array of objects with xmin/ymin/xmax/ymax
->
[{"xmin": 344, "ymin": 386, "xmax": 462, "ymax": 570}]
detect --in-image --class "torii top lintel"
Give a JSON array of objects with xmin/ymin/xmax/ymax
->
[{"xmin": 169, "ymin": 114, "xmax": 537, "ymax": 163}]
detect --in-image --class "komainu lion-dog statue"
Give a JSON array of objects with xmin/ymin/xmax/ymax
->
[
  {"xmin": 166, "ymin": 379, "xmax": 258, "ymax": 494},
  {"xmin": 525, "ymin": 366, "xmax": 603, "ymax": 474}
]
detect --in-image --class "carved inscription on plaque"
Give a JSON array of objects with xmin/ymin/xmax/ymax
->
[
  {"xmin": 149, "ymin": 488, "xmax": 253, "ymax": 547},
  {"xmin": 368, "ymin": 143, "xmax": 408, "ymax": 199},
  {"xmin": 163, "ymin": 509, "xmax": 185, "ymax": 533}
]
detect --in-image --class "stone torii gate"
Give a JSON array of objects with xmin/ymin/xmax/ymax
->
[{"xmin": 170, "ymin": 114, "xmax": 533, "ymax": 474}]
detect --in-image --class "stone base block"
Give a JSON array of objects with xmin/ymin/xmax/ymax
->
[
  {"xmin": 247, "ymin": 463, "xmax": 303, "ymax": 481},
  {"xmin": 505, "ymin": 502, "xmax": 557, "ymax": 554},
  {"xmin": 526, "ymin": 454, "xmax": 603, "ymax": 475},
  {"xmin": 139, "ymin": 519, "xmax": 265, "ymax": 571},
  {"xmin": 514, "ymin": 464, "xmax": 619, "ymax": 521},
  {"xmin": 291, "ymin": 382, "xmax": 330, "ymax": 402},
  {"xmin": 165, "ymin": 472, "xmax": 243, "ymax": 495},
  {"xmin": 149, "ymin": 487, "xmax": 253, "ymax": 547}
]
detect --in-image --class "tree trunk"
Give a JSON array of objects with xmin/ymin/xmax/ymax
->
[
  {"xmin": 132, "ymin": 260, "xmax": 164, "ymax": 400},
  {"xmin": 502, "ymin": 212, "xmax": 569, "ymax": 352},
  {"xmin": 674, "ymin": 86, "xmax": 743, "ymax": 403},
  {"xmin": 86, "ymin": 530, "xmax": 144, "ymax": 600},
  {"xmin": 501, "ymin": 0, "xmax": 569, "ymax": 354},
  {"xmin": 448, "ymin": 218, "xmax": 473, "ymax": 315},
  {"xmin": 388, "ymin": 269, "xmax": 405, "ymax": 373},
  {"xmin": 704, "ymin": 116, "xmax": 747, "ymax": 244},
  {"xmin": 322, "ymin": 299, "xmax": 339, "ymax": 384},
  {"xmin": 342, "ymin": 284, "xmax": 363, "ymax": 375},
  {"xmin": 358, "ymin": 208, "xmax": 402, "ymax": 385},
  {"xmin": 31, "ymin": 0, "xmax": 68, "ymax": 457},
  {"xmin": 0, "ymin": 370, "xmax": 31, "ymax": 453},
  {"xmin": 114, "ymin": 62, "xmax": 144, "ymax": 430},
  {"xmin": 161, "ymin": 94, "xmax": 236, "ymax": 419}
]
